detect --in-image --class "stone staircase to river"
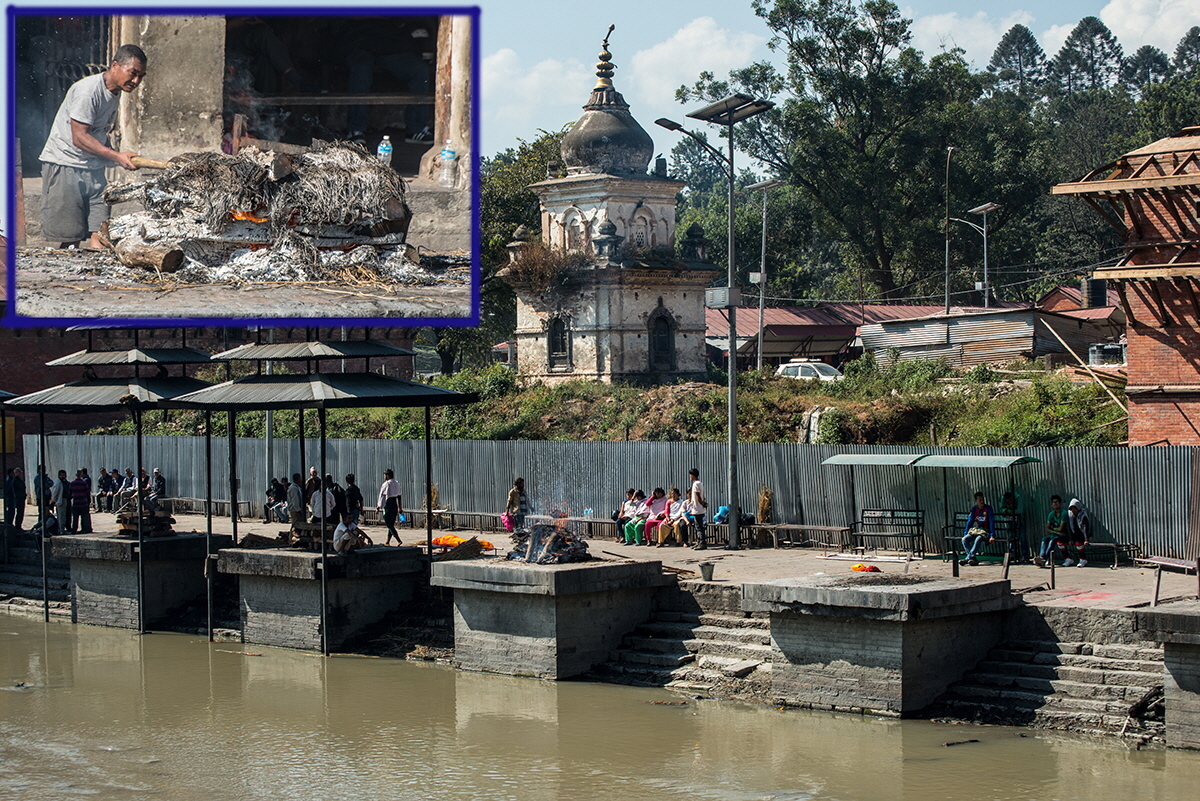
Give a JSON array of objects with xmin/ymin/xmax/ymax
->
[
  {"xmin": 0, "ymin": 533, "xmax": 72, "ymax": 616},
  {"xmin": 925, "ymin": 637, "xmax": 1166, "ymax": 738},
  {"xmin": 590, "ymin": 607, "xmax": 776, "ymax": 699}
]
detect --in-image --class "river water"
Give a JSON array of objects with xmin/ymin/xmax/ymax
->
[{"xmin": 2, "ymin": 612, "xmax": 1197, "ymax": 801}]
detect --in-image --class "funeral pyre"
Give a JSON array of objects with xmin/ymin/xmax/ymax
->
[
  {"xmin": 506, "ymin": 522, "xmax": 591, "ymax": 564},
  {"xmin": 99, "ymin": 141, "xmax": 435, "ymax": 284}
]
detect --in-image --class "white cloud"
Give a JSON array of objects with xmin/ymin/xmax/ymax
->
[
  {"xmin": 1039, "ymin": 23, "xmax": 1075, "ymax": 58},
  {"xmin": 627, "ymin": 17, "xmax": 765, "ymax": 110},
  {"xmin": 1101, "ymin": 0, "xmax": 1200, "ymax": 54},
  {"xmin": 907, "ymin": 10, "xmax": 1035, "ymax": 68},
  {"xmin": 481, "ymin": 48, "xmax": 592, "ymax": 154}
]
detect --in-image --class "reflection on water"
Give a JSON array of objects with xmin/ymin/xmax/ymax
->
[{"xmin": 1, "ymin": 612, "xmax": 1197, "ymax": 800}]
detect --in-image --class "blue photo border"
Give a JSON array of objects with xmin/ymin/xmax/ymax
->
[{"xmin": 4, "ymin": 3, "xmax": 482, "ymax": 330}]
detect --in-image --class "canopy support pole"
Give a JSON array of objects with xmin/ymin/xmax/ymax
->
[
  {"xmin": 135, "ymin": 405, "xmax": 146, "ymax": 633},
  {"xmin": 39, "ymin": 413, "xmax": 48, "ymax": 622},
  {"xmin": 205, "ymin": 410, "xmax": 214, "ymax": 642},
  {"xmin": 425, "ymin": 406, "xmax": 433, "ymax": 561},
  {"xmin": 319, "ymin": 407, "xmax": 329, "ymax": 657},
  {"xmin": 228, "ymin": 412, "xmax": 238, "ymax": 544}
]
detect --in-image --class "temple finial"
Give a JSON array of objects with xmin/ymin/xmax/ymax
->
[{"xmin": 594, "ymin": 25, "xmax": 616, "ymax": 89}]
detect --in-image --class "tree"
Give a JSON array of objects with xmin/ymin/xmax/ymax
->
[
  {"xmin": 1122, "ymin": 44, "xmax": 1171, "ymax": 92},
  {"xmin": 987, "ymin": 24, "xmax": 1047, "ymax": 96},
  {"xmin": 1174, "ymin": 26, "xmax": 1200, "ymax": 76},
  {"xmin": 678, "ymin": 0, "xmax": 995, "ymax": 299},
  {"xmin": 1139, "ymin": 74, "xmax": 1200, "ymax": 140},
  {"xmin": 1051, "ymin": 17, "xmax": 1124, "ymax": 93}
]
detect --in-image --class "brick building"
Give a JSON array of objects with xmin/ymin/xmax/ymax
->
[{"xmin": 1053, "ymin": 127, "xmax": 1200, "ymax": 445}]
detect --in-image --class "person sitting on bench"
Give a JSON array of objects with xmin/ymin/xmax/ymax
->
[
  {"xmin": 1034, "ymin": 494, "xmax": 1067, "ymax": 567},
  {"xmin": 1063, "ymin": 498, "xmax": 1091, "ymax": 568},
  {"xmin": 960, "ymin": 492, "xmax": 995, "ymax": 566}
]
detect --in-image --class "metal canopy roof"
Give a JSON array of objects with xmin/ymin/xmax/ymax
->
[
  {"xmin": 2, "ymin": 376, "xmax": 212, "ymax": 415},
  {"xmin": 912, "ymin": 454, "xmax": 1042, "ymax": 469},
  {"xmin": 214, "ymin": 341, "xmax": 415, "ymax": 361},
  {"xmin": 821, "ymin": 454, "xmax": 926, "ymax": 466},
  {"xmin": 160, "ymin": 372, "xmax": 476, "ymax": 411},
  {"xmin": 46, "ymin": 347, "xmax": 216, "ymax": 366}
]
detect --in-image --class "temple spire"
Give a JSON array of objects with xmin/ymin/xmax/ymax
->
[{"xmin": 594, "ymin": 24, "xmax": 616, "ymax": 89}]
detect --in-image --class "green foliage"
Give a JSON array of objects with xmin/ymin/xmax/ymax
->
[
  {"xmin": 949, "ymin": 376, "xmax": 1126, "ymax": 447},
  {"xmin": 831, "ymin": 350, "xmax": 954, "ymax": 400},
  {"xmin": 963, "ymin": 363, "xmax": 996, "ymax": 384}
]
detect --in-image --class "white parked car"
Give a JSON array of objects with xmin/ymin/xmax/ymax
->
[{"xmin": 775, "ymin": 359, "xmax": 843, "ymax": 382}]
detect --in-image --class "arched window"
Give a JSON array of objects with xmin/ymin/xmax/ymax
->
[
  {"xmin": 549, "ymin": 317, "xmax": 571, "ymax": 370},
  {"xmin": 648, "ymin": 310, "xmax": 675, "ymax": 371}
]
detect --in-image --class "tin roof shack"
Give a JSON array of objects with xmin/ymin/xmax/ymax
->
[
  {"xmin": 858, "ymin": 307, "xmax": 1121, "ymax": 368},
  {"xmin": 1052, "ymin": 128, "xmax": 1200, "ymax": 445}
]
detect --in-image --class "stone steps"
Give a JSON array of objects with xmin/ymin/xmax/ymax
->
[
  {"xmin": 590, "ymin": 607, "xmax": 773, "ymax": 696},
  {"xmin": 928, "ymin": 638, "xmax": 1165, "ymax": 736}
]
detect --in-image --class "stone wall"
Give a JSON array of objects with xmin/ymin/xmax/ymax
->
[
  {"xmin": 1164, "ymin": 642, "xmax": 1200, "ymax": 750},
  {"xmin": 71, "ymin": 558, "xmax": 206, "ymax": 628}
]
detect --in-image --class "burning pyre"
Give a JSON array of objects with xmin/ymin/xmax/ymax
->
[
  {"xmin": 98, "ymin": 141, "xmax": 424, "ymax": 284},
  {"xmin": 506, "ymin": 522, "xmax": 591, "ymax": 564}
]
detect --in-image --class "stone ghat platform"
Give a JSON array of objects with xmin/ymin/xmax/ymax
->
[
  {"xmin": 52, "ymin": 532, "xmax": 232, "ymax": 629},
  {"xmin": 431, "ymin": 559, "xmax": 673, "ymax": 679},
  {"xmin": 217, "ymin": 545, "xmax": 425, "ymax": 651},
  {"xmin": 1136, "ymin": 601, "xmax": 1200, "ymax": 750},
  {"xmin": 743, "ymin": 575, "xmax": 1016, "ymax": 715}
]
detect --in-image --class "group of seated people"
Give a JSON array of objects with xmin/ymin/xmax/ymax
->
[
  {"xmin": 959, "ymin": 491, "xmax": 1091, "ymax": 568},
  {"xmin": 94, "ymin": 467, "xmax": 167, "ymax": 513},
  {"xmin": 616, "ymin": 486, "xmax": 694, "ymax": 547}
]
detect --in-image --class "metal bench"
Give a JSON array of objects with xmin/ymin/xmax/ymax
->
[
  {"xmin": 1135, "ymin": 555, "xmax": 1200, "ymax": 606},
  {"xmin": 853, "ymin": 509, "xmax": 925, "ymax": 557},
  {"xmin": 943, "ymin": 512, "xmax": 1021, "ymax": 578}
]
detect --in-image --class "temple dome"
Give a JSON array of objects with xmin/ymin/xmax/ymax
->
[{"xmin": 560, "ymin": 34, "xmax": 653, "ymax": 176}]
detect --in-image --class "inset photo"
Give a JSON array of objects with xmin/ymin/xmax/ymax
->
[{"xmin": 7, "ymin": 8, "xmax": 478, "ymax": 325}]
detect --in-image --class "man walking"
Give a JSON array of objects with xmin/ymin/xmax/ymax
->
[
  {"xmin": 38, "ymin": 44, "xmax": 147, "ymax": 249},
  {"xmin": 377, "ymin": 468, "xmax": 404, "ymax": 545}
]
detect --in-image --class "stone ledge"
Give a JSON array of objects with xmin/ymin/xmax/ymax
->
[
  {"xmin": 218, "ymin": 545, "xmax": 424, "ymax": 580},
  {"xmin": 742, "ymin": 575, "xmax": 1015, "ymax": 621},
  {"xmin": 1135, "ymin": 601, "xmax": 1200, "ymax": 644},
  {"xmin": 53, "ymin": 532, "xmax": 231, "ymax": 562},
  {"xmin": 431, "ymin": 558, "xmax": 672, "ymax": 595}
]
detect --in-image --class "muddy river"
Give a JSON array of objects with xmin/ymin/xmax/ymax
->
[{"xmin": 2, "ymin": 612, "xmax": 1197, "ymax": 800}]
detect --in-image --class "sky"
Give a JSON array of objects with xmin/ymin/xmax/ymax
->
[
  {"xmin": 477, "ymin": 0, "xmax": 1200, "ymax": 156},
  {"xmin": 4, "ymin": 0, "xmax": 1200, "ymax": 234}
]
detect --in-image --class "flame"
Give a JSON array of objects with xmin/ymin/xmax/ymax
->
[{"xmin": 230, "ymin": 210, "xmax": 268, "ymax": 223}]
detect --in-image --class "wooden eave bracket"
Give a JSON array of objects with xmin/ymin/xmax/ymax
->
[{"xmin": 1115, "ymin": 281, "xmax": 1138, "ymax": 328}]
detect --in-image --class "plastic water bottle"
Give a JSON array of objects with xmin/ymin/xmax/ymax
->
[
  {"xmin": 376, "ymin": 135, "xmax": 393, "ymax": 167},
  {"xmin": 584, "ymin": 508, "xmax": 593, "ymax": 517},
  {"xmin": 438, "ymin": 140, "xmax": 457, "ymax": 188}
]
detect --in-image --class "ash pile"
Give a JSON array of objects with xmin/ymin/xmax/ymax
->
[
  {"xmin": 99, "ymin": 142, "xmax": 437, "ymax": 284},
  {"xmin": 506, "ymin": 523, "xmax": 591, "ymax": 564}
]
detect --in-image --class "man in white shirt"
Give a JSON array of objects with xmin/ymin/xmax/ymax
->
[
  {"xmin": 310, "ymin": 481, "xmax": 335, "ymax": 524},
  {"xmin": 333, "ymin": 513, "xmax": 372, "ymax": 553},
  {"xmin": 38, "ymin": 44, "xmax": 147, "ymax": 248},
  {"xmin": 377, "ymin": 468, "xmax": 404, "ymax": 545},
  {"xmin": 689, "ymin": 467, "xmax": 709, "ymax": 550}
]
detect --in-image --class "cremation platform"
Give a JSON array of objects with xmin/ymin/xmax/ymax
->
[
  {"xmin": 431, "ymin": 559, "xmax": 673, "ymax": 680},
  {"xmin": 217, "ymin": 545, "xmax": 425, "ymax": 651},
  {"xmin": 742, "ymin": 574, "xmax": 1016, "ymax": 715},
  {"xmin": 53, "ymin": 532, "xmax": 232, "ymax": 629}
]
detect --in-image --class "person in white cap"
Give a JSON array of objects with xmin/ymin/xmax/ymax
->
[{"xmin": 1063, "ymin": 498, "xmax": 1091, "ymax": 567}]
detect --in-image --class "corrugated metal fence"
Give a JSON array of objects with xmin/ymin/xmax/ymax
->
[{"xmin": 24, "ymin": 435, "xmax": 1200, "ymax": 560}]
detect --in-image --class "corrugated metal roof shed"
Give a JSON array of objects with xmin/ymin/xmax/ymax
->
[
  {"xmin": 861, "ymin": 308, "xmax": 1118, "ymax": 368},
  {"xmin": 46, "ymin": 348, "xmax": 216, "ymax": 366},
  {"xmin": 3, "ymin": 377, "xmax": 212, "ymax": 414},
  {"xmin": 821, "ymin": 454, "xmax": 925, "ymax": 466},
  {"xmin": 162, "ymin": 373, "xmax": 475, "ymax": 411},
  {"xmin": 214, "ymin": 341, "xmax": 415, "ymax": 361},
  {"xmin": 914, "ymin": 455, "xmax": 1041, "ymax": 468}
]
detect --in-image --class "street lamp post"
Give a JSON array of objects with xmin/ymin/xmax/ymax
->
[
  {"xmin": 656, "ymin": 93, "xmax": 773, "ymax": 551},
  {"xmin": 944, "ymin": 146, "xmax": 956, "ymax": 315},
  {"xmin": 951, "ymin": 202, "xmax": 999, "ymax": 307},
  {"xmin": 748, "ymin": 178, "xmax": 784, "ymax": 371}
]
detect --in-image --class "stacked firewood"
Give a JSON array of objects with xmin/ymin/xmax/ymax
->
[{"xmin": 117, "ymin": 509, "xmax": 176, "ymax": 538}]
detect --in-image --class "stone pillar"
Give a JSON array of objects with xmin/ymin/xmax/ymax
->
[
  {"xmin": 1136, "ymin": 601, "xmax": 1200, "ymax": 749},
  {"xmin": 112, "ymin": 15, "xmax": 225, "ymax": 161}
]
